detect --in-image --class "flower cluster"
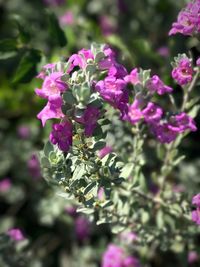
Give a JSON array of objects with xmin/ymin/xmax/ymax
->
[
  {"xmin": 102, "ymin": 244, "xmax": 140, "ymax": 267},
  {"xmin": 169, "ymin": 0, "xmax": 200, "ymax": 36},
  {"xmin": 192, "ymin": 193, "xmax": 200, "ymax": 225},
  {"xmin": 35, "ymin": 44, "xmax": 197, "ymax": 152}
]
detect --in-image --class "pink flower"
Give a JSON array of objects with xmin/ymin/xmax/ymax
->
[
  {"xmin": 65, "ymin": 206, "xmax": 77, "ymax": 217},
  {"xmin": 157, "ymin": 46, "xmax": 170, "ymax": 57},
  {"xmin": 196, "ymin": 57, "xmax": 200, "ymax": 66},
  {"xmin": 98, "ymin": 146, "xmax": 113, "ymax": 159},
  {"xmin": 98, "ymin": 187, "xmax": 105, "ymax": 201},
  {"xmin": 59, "ymin": 11, "xmax": 74, "ymax": 26},
  {"xmin": 102, "ymin": 244, "xmax": 124, "ymax": 267},
  {"xmin": 75, "ymin": 216, "xmax": 91, "ymax": 242},
  {"xmin": 99, "ymin": 15, "xmax": 117, "ymax": 36},
  {"xmin": 142, "ymin": 102, "xmax": 163, "ymax": 123},
  {"xmin": 123, "ymin": 99, "xmax": 143, "ymax": 125},
  {"xmin": 151, "ymin": 122, "xmax": 178, "ymax": 143},
  {"xmin": 192, "ymin": 208, "xmax": 200, "ymax": 225},
  {"xmin": 102, "ymin": 244, "xmax": 141, "ymax": 267},
  {"xmin": 49, "ymin": 121, "xmax": 72, "ymax": 152},
  {"xmin": 17, "ymin": 125, "xmax": 30, "ymax": 139},
  {"xmin": 108, "ymin": 63, "xmax": 128, "ymax": 79},
  {"xmin": 0, "ymin": 178, "xmax": 11, "ymax": 192},
  {"xmin": 192, "ymin": 193, "xmax": 200, "ymax": 207},
  {"xmin": 68, "ymin": 49, "xmax": 94, "ymax": 71},
  {"xmin": 168, "ymin": 112, "xmax": 197, "ymax": 133},
  {"xmin": 188, "ymin": 251, "xmax": 199, "ymax": 264},
  {"xmin": 95, "ymin": 76, "xmax": 128, "ymax": 109},
  {"xmin": 7, "ymin": 228, "xmax": 25, "ymax": 241},
  {"xmin": 172, "ymin": 57, "xmax": 193, "ymax": 86},
  {"xmin": 36, "ymin": 63, "xmax": 56, "ymax": 80},
  {"xmin": 124, "ymin": 68, "xmax": 140, "ymax": 85},
  {"xmin": 75, "ymin": 106, "xmax": 101, "ymax": 137},
  {"xmin": 37, "ymin": 95, "xmax": 64, "ymax": 126},
  {"xmin": 35, "ymin": 72, "xmax": 67, "ymax": 99},
  {"xmin": 98, "ymin": 46, "xmax": 116, "ymax": 70},
  {"xmin": 169, "ymin": 0, "xmax": 200, "ymax": 36},
  {"xmin": 28, "ymin": 154, "xmax": 41, "ymax": 179},
  {"xmin": 146, "ymin": 75, "xmax": 173, "ymax": 95},
  {"xmin": 123, "ymin": 256, "xmax": 140, "ymax": 267},
  {"xmin": 120, "ymin": 231, "xmax": 138, "ymax": 244}
]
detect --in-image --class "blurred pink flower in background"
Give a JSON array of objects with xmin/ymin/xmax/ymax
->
[
  {"xmin": 0, "ymin": 178, "xmax": 11, "ymax": 192},
  {"xmin": 157, "ymin": 46, "xmax": 170, "ymax": 58},
  {"xmin": 188, "ymin": 251, "xmax": 199, "ymax": 264},
  {"xmin": 99, "ymin": 16, "xmax": 117, "ymax": 36},
  {"xmin": 28, "ymin": 154, "xmax": 41, "ymax": 179},
  {"xmin": 7, "ymin": 228, "xmax": 25, "ymax": 242},
  {"xmin": 17, "ymin": 125, "xmax": 30, "ymax": 139},
  {"xmin": 60, "ymin": 11, "xmax": 74, "ymax": 26},
  {"xmin": 75, "ymin": 216, "xmax": 91, "ymax": 242}
]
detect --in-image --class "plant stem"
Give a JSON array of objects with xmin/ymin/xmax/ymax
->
[{"xmin": 181, "ymin": 69, "xmax": 200, "ymax": 111}]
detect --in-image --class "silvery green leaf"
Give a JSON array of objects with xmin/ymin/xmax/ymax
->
[
  {"xmin": 120, "ymin": 163, "xmax": 134, "ymax": 179},
  {"xmin": 44, "ymin": 141, "xmax": 54, "ymax": 157},
  {"xmin": 84, "ymin": 182, "xmax": 97, "ymax": 195},
  {"xmin": 76, "ymin": 207, "xmax": 94, "ymax": 214},
  {"xmin": 94, "ymin": 51, "xmax": 105, "ymax": 63},
  {"xmin": 72, "ymin": 163, "xmax": 86, "ymax": 180},
  {"xmin": 63, "ymin": 91, "xmax": 76, "ymax": 104}
]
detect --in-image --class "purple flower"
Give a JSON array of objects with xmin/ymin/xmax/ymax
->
[
  {"xmin": 95, "ymin": 77, "xmax": 127, "ymax": 109},
  {"xmin": 172, "ymin": 57, "xmax": 193, "ymax": 86},
  {"xmin": 65, "ymin": 206, "xmax": 77, "ymax": 217},
  {"xmin": 102, "ymin": 244, "xmax": 124, "ymax": 267},
  {"xmin": 124, "ymin": 68, "xmax": 140, "ymax": 85},
  {"xmin": 83, "ymin": 106, "xmax": 100, "ymax": 136},
  {"xmin": 168, "ymin": 112, "xmax": 197, "ymax": 133},
  {"xmin": 37, "ymin": 95, "xmax": 64, "ymax": 126},
  {"xmin": 17, "ymin": 125, "xmax": 30, "ymax": 139},
  {"xmin": 49, "ymin": 121, "xmax": 72, "ymax": 152},
  {"xmin": 142, "ymin": 102, "xmax": 163, "ymax": 123},
  {"xmin": 146, "ymin": 75, "xmax": 173, "ymax": 95},
  {"xmin": 188, "ymin": 251, "xmax": 199, "ymax": 264},
  {"xmin": 35, "ymin": 72, "xmax": 67, "ymax": 99},
  {"xmin": 28, "ymin": 154, "xmax": 41, "ymax": 179},
  {"xmin": 7, "ymin": 228, "xmax": 25, "ymax": 242},
  {"xmin": 75, "ymin": 216, "xmax": 91, "ymax": 242},
  {"xmin": 151, "ymin": 122, "xmax": 178, "ymax": 143},
  {"xmin": 0, "ymin": 178, "xmax": 11, "ymax": 192},
  {"xmin": 122, "ymin": 99, "xmax": 143, "ymax": 125},
  {"xmin": 98, "ymin": 47, "xmax": 116, "ymax": 70},
  {"xmin": 76, "ymin": 106, "xmax": 101, "ymax": 137},
  {"xmin": 169, "ymin": 1, "xmax": 200, "ymax": 36},
  {"xmin": 192, "ymin": 193, "xmax": 200, "ymax": 207},
  {"xmin": 192, "ymin": 208, "xmax": 200, "ymax": 225},
  {"xmin": 108, "ymin": 63, "xmax": 128, "ymax": 79},
  {"xmin": 98, "ymin": 146, "xmax": 113, "ymax": 159}
]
